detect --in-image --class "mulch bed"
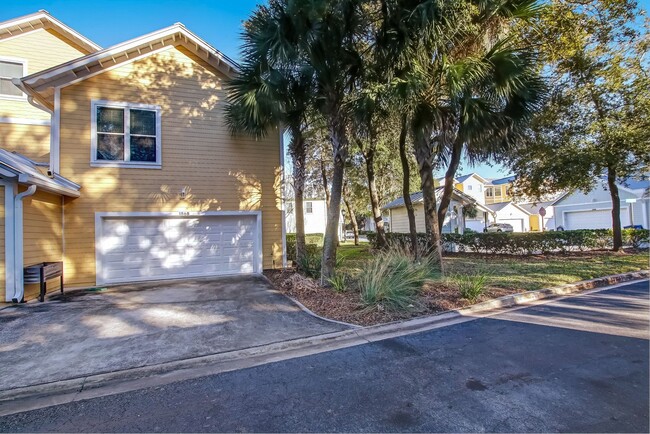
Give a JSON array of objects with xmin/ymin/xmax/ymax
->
[{"xmin": 264, "ymin": 269, "xmax": 517, "ymax": 326}]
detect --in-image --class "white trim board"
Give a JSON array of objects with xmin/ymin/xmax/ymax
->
[{"xmin": 94, "ymin": 211, "xmax": 264, "ymax": 286}]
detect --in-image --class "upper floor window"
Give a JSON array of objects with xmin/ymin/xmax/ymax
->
[
  {"xmin": 0, "ymin": 58, "xmax": 26, "ymax": 98},
  {"xmin": 486, "ymin": 187, "xmax": 493, "ymax": 197},
  {"xmin": 91, "ymin": 100, "xmax": 161, "ymax": 168},
  {"xmin": 305, "ymin": 201, "xmax": 313, "ymax": 214},
  {"xmin": 467, "ymin": 185, "xmax": 473, "ymax": 191},
  {"xmin": 494, "ymin": 187, "xmax": 502, "ymax": 197}
]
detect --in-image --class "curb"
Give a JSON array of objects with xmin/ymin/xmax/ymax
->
[{"xmin": 0, "ymin": 271, "xmax": 647, "ymax": 414}]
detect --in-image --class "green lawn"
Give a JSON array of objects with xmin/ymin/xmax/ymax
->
[{"xmin": 337, "ymin": 241, "xmax": 648, "ymax": 292}]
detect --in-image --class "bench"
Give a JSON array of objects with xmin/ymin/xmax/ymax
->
[{"xmin": 24, "ymin": 262, "xmax": 64, "ymax": 302}]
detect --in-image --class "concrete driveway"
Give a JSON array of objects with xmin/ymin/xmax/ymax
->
[{"xmin": 0, "ymin": 275, "xmax": 348, "ymax": 393}]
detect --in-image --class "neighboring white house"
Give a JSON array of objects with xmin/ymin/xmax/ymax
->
[
  {"xmin": 485, "ymin": 202, "xmax": 532, "ymax": 232},
  {"xmin": 285, "ymin": 199, "xmax": 344, "ymax": 236},
  {"xmin": 454, "ymin": 173, "xmax": 489, "ymax": 204},
  {"xmin": 383, "ymin": 187, "xmax": 491, "ymax": 234},
  {"xmin": 552, "ymin": 177, "xmax": 650, "ymax": 230}
]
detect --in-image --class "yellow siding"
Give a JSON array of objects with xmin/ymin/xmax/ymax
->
[
  {"xmin": 390, "ymin": 204, "xmax": 425, "ymax": 233},
  {"xmin": 0, "ymin": 29, "xmax": 89, "ymax": 120},
  {"xmin": 0, "ymin": 123, "xmax": 51, "ymax": 161},
  {"xmin": 59, "ymin": 47, "xmax": 283, "ymax": 287},
  {"xmin": 22, "ymin": 189, "xmax": 63, "ymax": 300},
  {"xmin": 0, "ymin": 186, "xmax": 4, "ymax": 301},
  {"xmin": 455, "ymin": 183, "xmax": 463, "ymax": 192}
]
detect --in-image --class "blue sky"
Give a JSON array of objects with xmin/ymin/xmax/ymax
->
[{"xmin": 1, "ymin": 0, "xmax": 520, "ymax": 179}]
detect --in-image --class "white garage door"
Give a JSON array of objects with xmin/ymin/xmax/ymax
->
[
  {"xmin": 498, "ymin": 218, "xmax": 524, "ymax": 232},
  {"xmin": 564, "ymin": 208, "xmax": 629, "ymax": 230},
  {"xmin": 97, "ymin": 214, "xmax": 259, "ymax": 285}
]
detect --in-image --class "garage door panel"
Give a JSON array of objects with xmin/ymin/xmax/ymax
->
[
  {"xmin": 97, "ymin": 215, "xmax": 258, "ymax": 284},
  {"xmin": 564, "ymin": 208, "xmax": 629, "ymax": 230}
]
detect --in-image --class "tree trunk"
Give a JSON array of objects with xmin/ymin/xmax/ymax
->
[
  {"xmin": 437, "ymin": 137, "xmax": 463, "ymax": 232},
  {"xmin": 607, "ymin": 167, "xmax": 623, "ymax": 251},
  {"xmin": 289, "ymin": 128, "xmax": 307, "ymax": 269},
  {"xmin": 361, "ymin": 142, "xmax": 388, "ymax": 249},
  {"xmin": 398, "ymin": 114, "xmax": 418, "ymax": 255},
  {"xmin": 343, "ymin": 183, "xmax": 359, "ymax": 245},
  {"xmin": 413, "ymin": 132, "xmax": 444, "ymax": 272},
  {"xmin": 321, "ymin": 120, "xmax": 347, "ymax": 283},
  {"xmin": 319, "ymin": 143, "xmax": 331, "ymax": 207}
]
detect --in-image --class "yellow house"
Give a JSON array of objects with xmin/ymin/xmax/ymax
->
[{"xmin": 0, "ymin": 12, "xmax": 284, "ymax": 302}]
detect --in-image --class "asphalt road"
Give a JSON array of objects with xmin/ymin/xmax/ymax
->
[{"xmin": 1, "ymin": 280, "xmax": 648, "ymax": 433}]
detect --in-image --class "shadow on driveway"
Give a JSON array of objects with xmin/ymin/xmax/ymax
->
[{"xmin": 0, "ymin": 275, "xmax": 349, "ymax": 391}]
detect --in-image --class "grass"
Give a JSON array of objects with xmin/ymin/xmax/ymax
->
[{"xmin": 336, "ymin": 241, "xmax": 648, "ymax": 292}]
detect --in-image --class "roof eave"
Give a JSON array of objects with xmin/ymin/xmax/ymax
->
[
  {"xmin": 0, "ymin": 10, "xmax": 101, "ymax": 53},
  {"xmin": 18, "ymin": 24, "xmax": 239, "ymax": 104}
]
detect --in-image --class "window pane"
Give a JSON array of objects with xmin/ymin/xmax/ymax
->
[
  {"xmin": 0, "ymin": 78, "xmax": 22, "ymax": 96},
  {"xmin": 0, "ymin": 61, "xmax": 23, "ymax": 78},
  {"xmin": 130, "ymin": 109, "xmax": 156, "ymax": 135},
  {"xmin": 97, "ymin": 134, "xmax": 124, "ymax": 160},
  {"xmin": 97, "ymin": 107, "xmax": 124, "ymax": 133},
  {"xmin": 130, "ymin": 136, "xmax": 156, "ymax": 162}
]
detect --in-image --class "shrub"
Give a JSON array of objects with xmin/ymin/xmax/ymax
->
[
  {"xmin": 328, "ymin": 272, "xmax": 349, "ymax": 293},
  {"xmin": 286, "ymin": 240, "xmax": 321, "ymax": 262},
  {"xmin": 623, "ymin": 228, "xmax": 650, "ymax": 248},
  {"xmin": 369, "ymin": 229, "xmax": 647, "ymax": 255},
  {"xmin": 455, "ymin": 274, "xmax": 487, "ymax": 302},
  {"xmin": 359, "ymin": 246, "xmax": 441, "ymax": 311},
  {"xmin": 296, "ymin": 249, "xmax": 322, "ymax": 279}
]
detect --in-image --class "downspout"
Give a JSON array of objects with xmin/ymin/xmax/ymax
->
[{"xmin": 12, "ymin": 185, "xmax": 37, "ymax": 303}]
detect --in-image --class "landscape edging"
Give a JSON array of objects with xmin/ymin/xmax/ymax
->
[{"xmin": 0, "ymin": 270, "xmax": 646, "ymax": 412}]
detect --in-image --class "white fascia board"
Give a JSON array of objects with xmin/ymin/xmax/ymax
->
[
  {"xmin": 20, "ymin": 25, "xmax": 238, "ymax": 89},
  {"xmin": 0, "ymin": 11, "xmax": 101, "ymax": 51}
]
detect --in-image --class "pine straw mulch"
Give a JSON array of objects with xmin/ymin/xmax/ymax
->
[{"xmin": 264, "ymin": 268, "xmax": 517, "ymax": 326}]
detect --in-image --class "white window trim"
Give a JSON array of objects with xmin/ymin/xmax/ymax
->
[
  {"xmin": 305, "ymin": 201, "xmax": 313, "ymax": 214},
  {"xmin": 90, "ymin": 99, "xmax": 162, "ymax": 169},
  {"xmin": 0, "ymin": 56, "xmax": 28, "ymax": 101}
]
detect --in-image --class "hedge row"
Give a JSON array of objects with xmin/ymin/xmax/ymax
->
[
  {"xmin": 285, "ymin": 233, "xmax": 324, "ymax": 261},
  {"xmin": 367, "ymin": 229, "xmax": 649, "ymax": 255}
]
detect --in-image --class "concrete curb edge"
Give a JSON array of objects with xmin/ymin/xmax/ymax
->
[{"xmin": 0, "ymin": 270, "xmax": 647, "ymax": 409}]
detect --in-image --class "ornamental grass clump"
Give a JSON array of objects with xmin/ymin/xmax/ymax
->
[
  {"xmin": 456, "ymin": 273, "xmax": 487, "ymax": 302},
  {"xmin": 359, "ymin": 246, "xmax": 441, "ymax": 311}
]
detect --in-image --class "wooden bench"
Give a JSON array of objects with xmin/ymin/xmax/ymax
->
[{"xmin": 24, "ymin": 262, "xmax": 64, "ymax": 302}]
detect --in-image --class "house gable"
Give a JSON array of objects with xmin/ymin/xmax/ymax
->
[
  {"xmin": 57, "ymin": 46, "xmax": 282, "ymax": 287},
  {"xmin": 553, "ymin": 182, "xmax": 638, "ymax": 207},
  {"xmin": 0, "ymin": 12, "xmax": 99, "ymax": 161}
]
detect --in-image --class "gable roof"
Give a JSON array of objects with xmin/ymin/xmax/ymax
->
[
  {"xmin": 383, "ymin": 187, "xmax": 491, "ymax": 213},
  {"xmin": 485, "ymin": 201, "xmax": 531, "ymax": 215},
  {"xmin": 0, "ymin": 150, "xmax": 80, "ymax": 197},
  {"xmin": 455, "ymin": 173, "xmax": 489, "ymax": 184},
  {"xmin": 0, "ymin": 10, "xmax": 101, "ymax": 54},
  {"xmin": 552, "ymin": 176, "xmax": 650, "ymax": 206},
  {"xmin": 14, "ymin": 23, "xmax": 239, "ymax": 109},
  {"xmin": 517, "ymin": 201, "xmax": 553, "ymax": 215}
]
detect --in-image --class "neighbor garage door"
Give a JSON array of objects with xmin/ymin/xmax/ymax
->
[
  {"xmin": 564, "ymin": 208, "xmax": 629, "ymax": 230},
  {"xmin": 96, "ymin": 214, "xmax": 259, "ymax": 285}
]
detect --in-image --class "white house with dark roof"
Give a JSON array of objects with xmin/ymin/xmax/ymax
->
[{"xmin": 552, "ymin": 177, "xmax": 650, "ymax": 230}]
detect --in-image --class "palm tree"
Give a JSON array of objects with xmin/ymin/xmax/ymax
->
[
  {"xmin": 376, "ymin": 0, "xmax": 544, "ymax": 268},
  {"xmin": 225, "ymin": 1, "xmax": 313, "ymax": 268},
  {"xmin": 437, "ymin": 42, "xmax": 546, "ymax": 231}
]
